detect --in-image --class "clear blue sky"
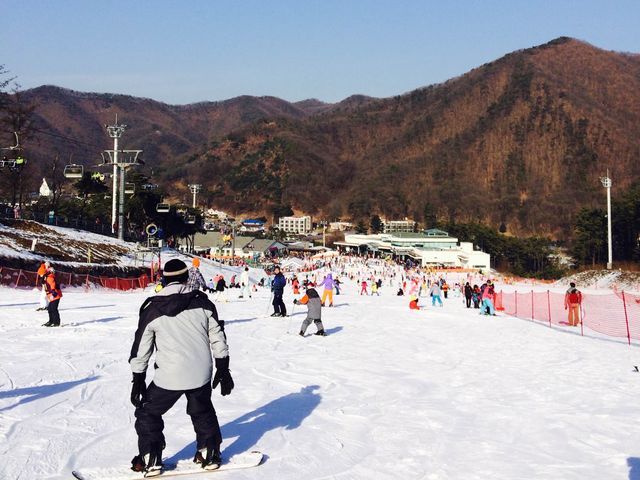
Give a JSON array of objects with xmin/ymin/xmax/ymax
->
[{"xmin": 3, "ymin": 0, "xmax": 639, "ymax": 105}]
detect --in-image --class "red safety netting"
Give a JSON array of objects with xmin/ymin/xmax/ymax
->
[
  {"xmin": 499, "ymin": 289, "xmax": 638, "ymax": 344},
  {"xmin": 0, "ymin": 266, "xmax": 151, "ymax": 291},
  {"xmin": 624, "ymin": 292, "xmax": 640, "ymax": 341}
]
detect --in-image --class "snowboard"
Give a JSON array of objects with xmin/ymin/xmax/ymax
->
[{"xmin": 72, "ymin": 451, "xmax": 263, "ymax": 479}]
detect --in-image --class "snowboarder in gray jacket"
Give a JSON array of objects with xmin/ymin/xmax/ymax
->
[
  {"xmin": 129, "ymin": 259, "xmax": 234, "ymax": 476},
  {"xmin": 294, "ymin": 287, "xmax": 325, "ymax": 336}
]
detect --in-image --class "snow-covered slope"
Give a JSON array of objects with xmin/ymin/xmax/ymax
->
[
  {"xmin": 2, "ymin": 277, "xmax": 640, "ymax": 480},
  {"xmin": 0, "ymin": 220, "xmax": 136, "ymax": 266}
]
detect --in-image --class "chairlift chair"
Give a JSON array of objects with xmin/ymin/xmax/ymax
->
[
  {"xmin": 1, "ymin": 157, "xmax": 15, "ymax": 168},
  {"xmin": 64, "ymin": 164, "xmax": 84, "ymax": 179},
  {"xmin": 124, "ymin": 182, "xmax": 135, "ymax": 194},
  {"xmin": 1, "ymin": 132, "xmax": 20, "ymax": 152},
  {"xmin": 156, "ymin": 203, "xmax": 170, "ymax": 213}
]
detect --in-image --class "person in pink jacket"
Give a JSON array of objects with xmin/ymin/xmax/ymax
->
[{"xmin": 480, "ymin": 281, "xmax": 496, "ymax": 316}]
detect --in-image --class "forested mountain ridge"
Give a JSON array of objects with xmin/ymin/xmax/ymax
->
[
  {"xmin": 8, "ymin": 37, "xmax": 640, "ymax": 237},
  {"xmin": 177, "ymin": 37, "xmax": 640, "ymax": 237}
]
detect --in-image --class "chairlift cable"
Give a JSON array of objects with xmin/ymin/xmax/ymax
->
[{"xmin": 30, "ymin": 127, "xmax": 105, "ymax": 150}]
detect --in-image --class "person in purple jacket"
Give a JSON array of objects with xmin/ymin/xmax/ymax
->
[{"xmin": 319, "ymin": 273, "xmax": 334, "ymax": 307}]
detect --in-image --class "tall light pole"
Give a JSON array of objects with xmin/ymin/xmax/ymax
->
[
  {"xmin": 102, "ymin": 150, "xmax": 142, "ymax": 240},
  {"xmin": 600, "ymin": 170, "xmax": 613, "ymax": 270},
  {"xmin": 106, "ymin": 117, "xmax": 126, "ymax": 234},
  {"xmin": 188, "ymin": 183, "xmax": 202, "ymax": 208}
]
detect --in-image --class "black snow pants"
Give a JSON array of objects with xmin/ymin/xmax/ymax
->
[
  {"xmin": 272, "ymin": 291, "xmax": 286, "ymax": 316},
  {"xmin": 134, "ymin": 382, "xmax": 221, "ymax": 456},
  {"xmin": 48, "ymin": 299, "xmax": 61, "ymax": 325}
]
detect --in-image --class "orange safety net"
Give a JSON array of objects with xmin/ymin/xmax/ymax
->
[
  {"xmin": 498, "ymin": 289, "xmax": 637, "ymax": 344},
  {"xmin": 0, "ymin": 266, "xmax": 151, "ymax": 291}
]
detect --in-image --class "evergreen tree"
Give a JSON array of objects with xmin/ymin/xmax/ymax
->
[
  {"xmin": 370, "ymin": 214, "xmax": 384, "ymax": 234},
  {"xmin": 571, "ymin": 208, "xmax": 606, "ymax": 266},
  {"xmin": 355, "ymin": 220, "xmax": 368, "ymax": 234}
]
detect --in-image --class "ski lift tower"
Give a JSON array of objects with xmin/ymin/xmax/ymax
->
[
  {"xmin": 188, "ymin": 184, "xmax": 202, "ymax": 209},
  {"xmin": 600, "ymin": 170, "xmax": 613, "ymax": 270},
  {"xmin": 105, "ymin": 117, "xmax": 126, "ymax": 235},
  {"xmin": 102, "ymin": 146, "xmax": 143, "ymax": 241}
]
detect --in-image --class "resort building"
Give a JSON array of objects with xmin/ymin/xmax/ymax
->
[
  {"xmin": 334, "ymin": 229, "xmax": 490, "ymax": 270},
  {"xmin": 278, "ymin": 215, "xmax": 312, "ymax": 235},
  {"xmin": 382, "ymin": 219, "xmax": 415, "ymax": 234}
]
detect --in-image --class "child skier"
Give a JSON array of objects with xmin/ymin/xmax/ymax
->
[
  {"xmin": 472, "ymin": 284, "xmax": 481, "ymax": 308},
  {"xmin": 319, "ymin": 273, "xmax": 335, "ymax": 306},
  {"xmin": 409, "ymin": 295, "xmax": 420, "ymax": 310},
  {"xmin": 294, "ymin": 287, "xmax": 325, "ymax": 336}
]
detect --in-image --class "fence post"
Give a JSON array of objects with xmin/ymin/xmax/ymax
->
[
  {"xmin": 622, "ymin": 291, "xmax": 631, "ymax": 346},
  {"xmin": 547, "ymin": 290, "xmax": 552, "ymax": 327},
  {"xmin": 531, "ymin": 289, "xmax": 534, "ymax": 321},
  {"xmin": 515, "ymin": 290, "xmax": 518, "ymax": 316},
  {"xmin": 15, "ymin": 269, "xmax": 22, "ymax": 288}
]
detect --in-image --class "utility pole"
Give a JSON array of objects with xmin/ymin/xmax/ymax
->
[
  {"xmin": 232, "ymin": 223, "xmax": 236, "ymax": 263},
  {"xmin": 103, "ymin": 116, "xmax": 143, "ymax": 241},
  {"xmin": 106, "ymin": 117, "xmax": 126, "ymax": 235},
  {"xmin": 600, "ymin": 170, "xmax": 613, "ymax": 269},
  {"xmin": 188, "ymin": 184, "xmax": 202, "ymax": 209}
]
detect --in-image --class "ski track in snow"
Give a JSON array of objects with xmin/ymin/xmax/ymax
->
[{"xmin": 2, "ymin": 275, "xmax": 640, "ymax": 479}]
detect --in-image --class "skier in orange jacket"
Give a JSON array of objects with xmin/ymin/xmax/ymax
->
[{"xmin": 43, "ymin": 267, "xmax": 62, "ymax": 327}]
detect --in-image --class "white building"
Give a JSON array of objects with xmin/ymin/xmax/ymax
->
[
  {"xmin": 329, "ymin": 221, "xmax": 353, "ymax": 232},
  {"xmin": 206, "ymin": 209, "xmax": 229, "ymax": 220},
  {"xmin": 334, "ymin": 231, "xmax": 490, "ymax": 270},
  {"xmin": 278, "ymin": 215, "xmax": 312, "ymax": 235},
  {"xmin": 383, "ymin": 219, "xmax": 415, "ymax": 234}
]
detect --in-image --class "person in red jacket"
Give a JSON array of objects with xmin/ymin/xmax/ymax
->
[
  {"xmin": 43, "ymin": 267, "xmax": 62, "ymax": 327},
  {"xmin": 564, "ymin": 282, "xmax": 583, "ymax": 326},
  {"xmin": 409, "ymin": 296, "xmax": 420, "ymax": 310}
]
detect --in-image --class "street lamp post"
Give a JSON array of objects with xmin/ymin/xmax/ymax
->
[
  {"xmin": 188, "ymin": 184, "xmax": 201, "ymax": 209},
  {"xmin": 106, "ymin": 118, "xmax": 125, "ymax": 234},
  {"xmin": 600, "ymin": 170, "xmax": 613, "ymax": 270}
]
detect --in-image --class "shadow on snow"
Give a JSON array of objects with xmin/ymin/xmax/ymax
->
[
  {"xmin": 628, "ymin": 458, "xmax": 640, "ymax": 480},
  {"xmin": 78, "ymin": 316, "xmax": 124, "ymax": 326},
  {"xmin": 166, "ymin": 385, "xmax": 321, "ymax": 463},
  {"xmin": 0, "ymin": 302, "xmax": 39, "ymax": 308},
  {"xmin": 0, "ymin": 375, "xmax": 99, "ymax": 412}
]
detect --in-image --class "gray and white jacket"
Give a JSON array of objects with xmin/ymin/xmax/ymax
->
[{"xmin": 129, "ymin": 283, "xmax": 229, "ymax": 391}]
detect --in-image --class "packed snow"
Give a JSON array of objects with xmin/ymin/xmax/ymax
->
[{"xmin": 2, "ymin": 260, "xmax": 640, "ymax": 480}]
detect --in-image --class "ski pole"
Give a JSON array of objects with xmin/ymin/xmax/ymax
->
[
  {"xmin": 287, "ymin": 302, "xmax": 296, "ymax": 333},
  {"xmin": 265, "ymin": 292, "xmax": 274, "ymax": 316}
]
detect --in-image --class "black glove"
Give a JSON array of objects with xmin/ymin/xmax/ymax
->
[
  {"xmin": 293, "ymin": 299, "xmax": 298, "ymax": 305},
  {"xmin": 212, "ymin": 357, "xmax": 234, "ymax": 396},
  {"xmin": 130, "ymin": 372, "xmax": 147, "ymax": 408}
]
